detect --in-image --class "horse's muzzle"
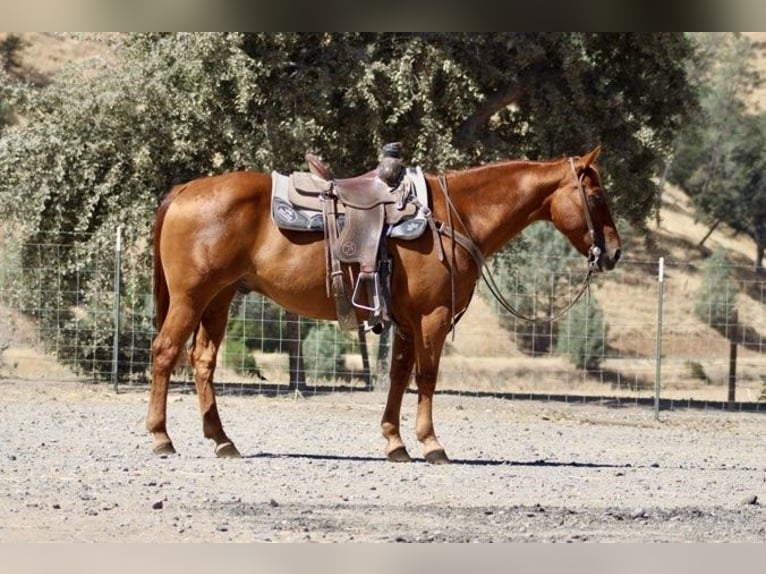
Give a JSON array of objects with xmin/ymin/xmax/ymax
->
[
  {"xmin": 600, "ymin": 247, "xmax": 621, "ymax": 271},
  {"xmin": 589, "ymin": 245, "xmax": 620, "ymax": 272}
]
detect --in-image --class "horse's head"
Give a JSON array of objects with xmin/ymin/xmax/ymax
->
[{"xmin": 549, "ymin": 146, "xmax": 621, "ymax": 271}]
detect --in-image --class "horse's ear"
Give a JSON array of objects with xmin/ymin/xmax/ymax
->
[{"xmin": 580, "ymin": 146, "xmax": 601, "ymax": 168}]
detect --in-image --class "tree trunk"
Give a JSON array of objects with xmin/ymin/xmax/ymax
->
[
  {"xmin": 656, "ymin": 159, "xmax": 671, "ymax": 228},
  {"xmin": 698, "ymin": 218, "xmax": 721, "ymax": 248},
  {"xmin": 726, "ymin": 308, "xmax": 739, "ymax": 404}
]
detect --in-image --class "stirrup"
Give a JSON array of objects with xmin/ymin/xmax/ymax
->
[{"xmin": 351, "ymin": 271, "xmax": 382, "ymax": 314}]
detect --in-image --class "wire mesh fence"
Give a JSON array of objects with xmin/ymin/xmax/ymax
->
[{"xmin": 1, "ymin": 231, "xmax": 765, "ymax": 407}]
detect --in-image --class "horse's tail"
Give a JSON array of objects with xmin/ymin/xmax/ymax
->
[{"xmin": 153, "ymin": 184, "xmax": 187, "ymax": 331}]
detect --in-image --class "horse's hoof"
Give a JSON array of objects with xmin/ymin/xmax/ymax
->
[
  {"xmin": 215, "ymin": 442, "xmax": 241, "ymax": 458},
  {"xmin": 152, "ymin": 441, "xmax": 176, "ymax": 456},
  {"xmin": 387, "ymin": 446, "xmax": 413, "ymax": 463},
  {"xmin": 424, "ymin": 449, "xmax": 450, "ymax": 465}
]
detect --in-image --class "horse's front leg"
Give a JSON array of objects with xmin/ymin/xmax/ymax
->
[
  {"xmin": 190, "ymin": 289, "xmax": 240, "ymax": 458},
  {"xmin": 380, "ymin": 332, "xmax": 415, "ymax": 462},
  {"xmin": 413, "ymin": 312, "xmax": 450, "ymax": 464}
]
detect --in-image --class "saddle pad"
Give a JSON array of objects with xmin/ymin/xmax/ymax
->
[
  {"xmin": 271, "ymin": 172, "xmax": 326, "ymax": 231},
  {"xmin": 270, "ymin": 167, "xmax": 429, "ymax": 240}
]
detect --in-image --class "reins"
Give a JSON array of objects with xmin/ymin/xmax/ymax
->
[{"xmin": 433, "ymin": 158, "xmax": 600, "ymax": 326}]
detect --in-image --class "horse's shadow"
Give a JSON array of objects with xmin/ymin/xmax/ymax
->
[{"xmin": 245, "ymin": 451, "xmax": 633, "ymax": 469}]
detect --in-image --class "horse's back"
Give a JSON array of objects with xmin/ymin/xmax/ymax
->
[{"xmin": 170, "ymin": 170, "xmax": 271, "ymax": 204}]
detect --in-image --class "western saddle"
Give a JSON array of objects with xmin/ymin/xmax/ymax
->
[{"xmin": 283, "ymin": 143, "xmax": 421, "ymax": 333}]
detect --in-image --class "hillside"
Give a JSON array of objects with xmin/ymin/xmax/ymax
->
[{"xmin": 0, "ymin": 32, "xmax": 111, "ymax": 82}]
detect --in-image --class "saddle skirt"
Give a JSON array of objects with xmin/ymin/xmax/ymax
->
[{"xmin": 270, "ymin": 166, "xmax": 429, "ymax": 240}]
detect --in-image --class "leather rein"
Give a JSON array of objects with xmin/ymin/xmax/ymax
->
[{"xmin": 430, "ymin": 157, "xmax": 601, "ymax": 326}]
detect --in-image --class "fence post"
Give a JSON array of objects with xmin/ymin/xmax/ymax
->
[
  {"xmin": 654, "ymin": 257, "xmax": 664, "ymax": 420},
  {"xmin": 111, "ymin": 226, "xmax": 122, "ymax": 393},
  {"xmin": 727, "ymin": 308, "xmax": 738, "ymax": 403}
]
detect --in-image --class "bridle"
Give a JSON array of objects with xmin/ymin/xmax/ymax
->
[
  {"xmin": 570, "ymin": 157, "xmax": 604, "ymax": 274},
  {"xmin": 433, "ymin": 157, "xmax": 603, "ymax": 326}
]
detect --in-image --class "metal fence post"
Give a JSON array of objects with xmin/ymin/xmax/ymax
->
[
  {"xmin": 111, "ymin": 226, "xmax": 122, "ymax": 393},
  {"xmin": 654, "ymin": 256, "xmax": 664, "ymax": 420}
]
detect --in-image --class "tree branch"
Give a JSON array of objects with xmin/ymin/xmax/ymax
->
[{"xmin": 456, "ymin": 82, "xmax": 523, "ymax": 147}]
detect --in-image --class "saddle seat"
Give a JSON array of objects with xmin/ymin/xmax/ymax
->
[{"xmin": 306, "ymin": 153, "xmax": 402, "ymax": 209}]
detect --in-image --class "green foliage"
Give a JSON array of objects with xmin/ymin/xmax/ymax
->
[
  {"xmin": 493, "ymin": 224, "xmax": 581, "ymax": 355},
  {"xmin": 0, "ymin": 70, "xmax": 14, "ymax": 131},
  {"xmin": 226, "ymin": 293, "xmax": 287, "ymax": 353},
  {"xmin": 221, "ymin": 339, "xmax": 260, "ymax": 377},
  {"xmin": 685, "ymin": 360, "xmax": 711, "ymax": 384},
  {"xmin": 694, "ymin": 249, "xmax": 738, "ymax": 332},
  {"xmin": 0, "ymin": 33, "xmax": 698, "ymax": 379},
  {"xmin": 0, "ymin": 33, "xmax": 696, "ymax": 231},
  {"xmin": 556, "ymin": 298, "xmax": 609, "ymax": 371},
  {"xmin": 303, "ymin": 322, "xmax": 348, "ymax": 381}
]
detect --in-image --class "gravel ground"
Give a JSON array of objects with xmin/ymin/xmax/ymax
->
[{"xmin": 0, "ymin": 377, "xmax": 764, "ymax": 542}]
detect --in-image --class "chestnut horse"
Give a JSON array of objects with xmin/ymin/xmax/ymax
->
[{"xmin": 147, "ymin": 146, "xmax": 621, "ymax": 463}]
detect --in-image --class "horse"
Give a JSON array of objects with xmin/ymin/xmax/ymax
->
[{"xmin": 147, "ymin": 146, "xmax": 621, "ymax": 463}]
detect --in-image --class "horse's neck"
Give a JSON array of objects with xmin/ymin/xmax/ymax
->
[{"xmin": 443, "ymin": 160, "xmax": 564, "ymax": 257}]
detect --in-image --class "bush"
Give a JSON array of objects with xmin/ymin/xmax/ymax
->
[
  {"xmin": 494, "ymin": 224, "xmax": 576, "ymax": 355},
  {"xmin": 686, "ymin": 360, "xmax": 711, "ymax": 384},
  {"xmin": 303, "ymin": 322, "xmax": 348, "ymax": 381},
  {"xmin": 221, "ymin": 338, "xmax": 260, "ymax": 377},
  {"xmin": 556, "ymin": 298, "xmax": 609, "ymax": 371},
  {"xmin": 226, "ymin": 293, "xmax": 287, "ymax": 353}
]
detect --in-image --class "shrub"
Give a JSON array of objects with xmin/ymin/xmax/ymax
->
[
  {"xmin": 303, "ymin": 322, "xmax": 348, "ymax": 381},
  {"xmin": 226, "ymin": 293, "xmax": 287, "ymax": 353},
  {"xmin": 686, "ymin": 360, "xmax": 711, "ymax": 384},
  {"xmin": 556, "ymin": 298, "xmax": 609, "ymax": 371},
  {"xmin": 494, "ymin": 224, "xmax": 575, "ymax": 355},
  {"xmin": 221, "ymin": 338, "xmax": 260, "ymax": 377}
]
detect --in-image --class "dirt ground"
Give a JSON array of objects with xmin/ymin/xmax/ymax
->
[{"xmin": 0, "ymin": 377, "xmax": 764, "ymax": 543}]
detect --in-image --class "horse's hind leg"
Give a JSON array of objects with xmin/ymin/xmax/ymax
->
[
  {"xmin": 381, "ymin": 333, "xmax": 415, "ymax": 462},
  {"xmin": 147, "ymin": 303, "xmax": 199, "ymax": 454},
  {"xmin": 190, "ymin": 287, "xmax": 240, "ymax": 458}
]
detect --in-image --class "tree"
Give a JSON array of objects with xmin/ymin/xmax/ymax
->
[
  {"xmin": 669, "ymin": 33, "xmax": 766, "ymax": 271},
  {"xmin": 694, "ymin": 249, "xmax": 738, "ymax": 332},
  {"xmin": 0, "ymin": 33, "xmax": 698, "ymax": 380},
  {"xmin": 0, "ymin": 34, "xmax": 25, "ymax": 75}
]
